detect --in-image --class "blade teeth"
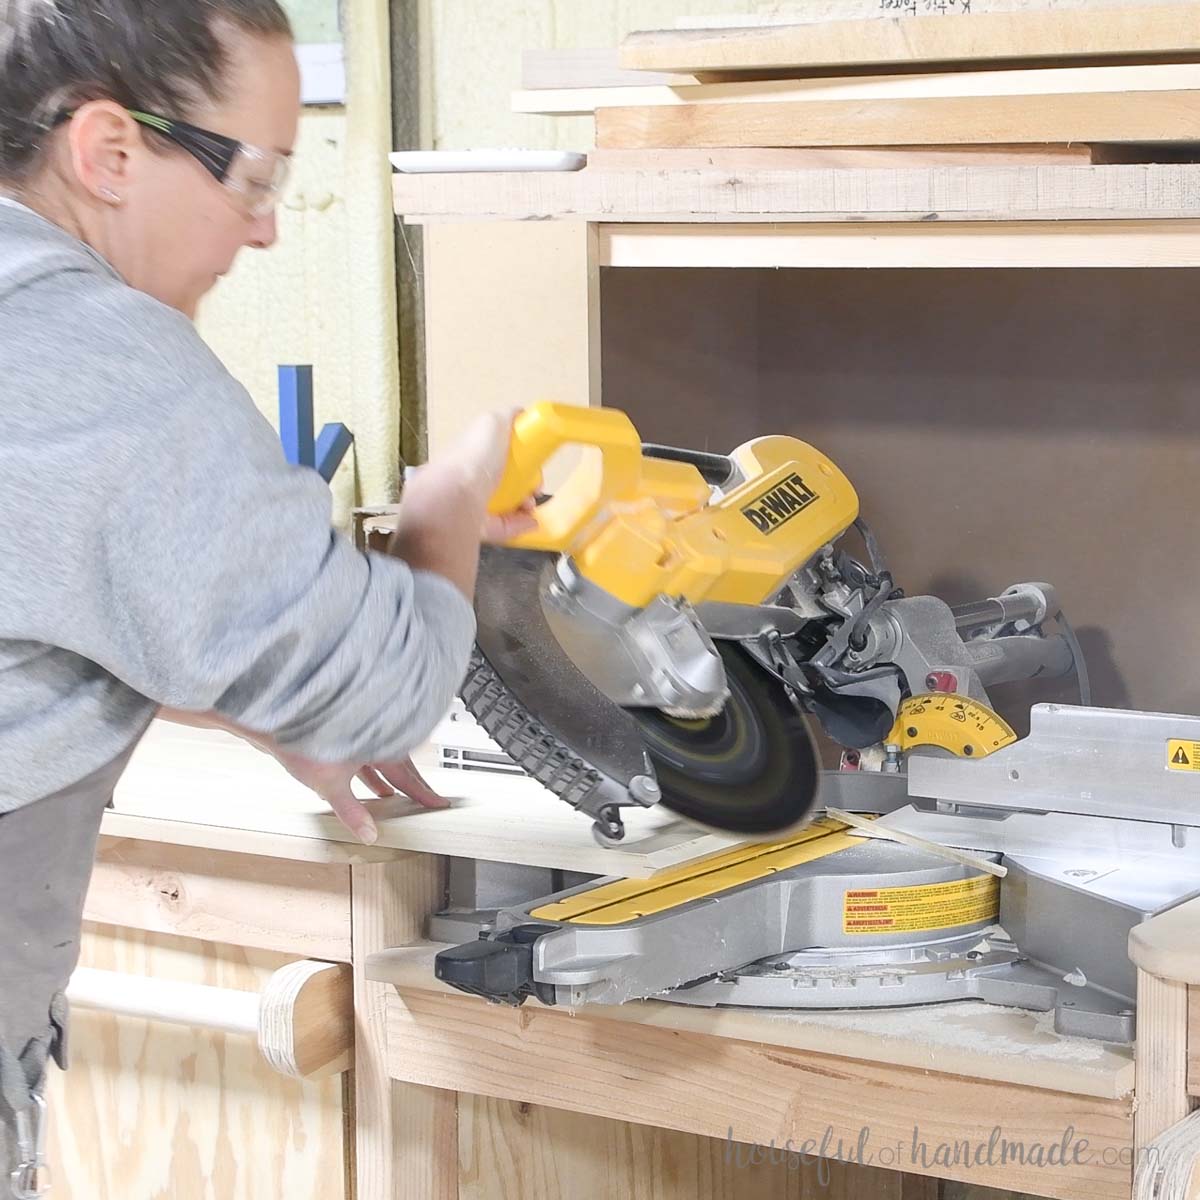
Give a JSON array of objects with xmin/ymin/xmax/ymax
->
[{"xmin": 460, "ymin": 650, "xmax": 605, "ymax": 810}]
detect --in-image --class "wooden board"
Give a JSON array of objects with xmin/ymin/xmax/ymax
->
[
  {"xmin": 350, "ymin": 856, "xmax": 457, "ymax": 1200},
  {"xmin": 114, "ymin": 720, "xmax": 745, "ymax": 878},
  {"xmin": 1129, "ymin": 894, "xmax": 1200, "ymax": 984},
  {"xmin": 1134, "ymin": 971, "xmax": 1194, "ymax": 1153},
  {"xmin": 393, "ymin": 163, "xmax": 1200, "ymax": 225},
  {"xmin": 619, "ymin": 6, "xmax": 1200, "ymax": 74},
  {"xmin": 86, "ymin": 837, "xmax": 353, "ymax": 961},
  {"xmin": 368, "ymin": 943, "xmax": 1136, "ymax": 1101},
  {"xmin": 516, "ymin": 61, "xmax": 1200, "ymax": 114},
  {"xmin": 382, "ymin": 984, "xmax": 1134, "ymax": 1200},
  {"xmin": 1189, "ymin": 987, "xmax": 1200, "ymax": 1098},
  {"xmin": 596, "ymin": 220, "xmax": 1200, "ymax": 270},
  {"xmin": 586, "ymin": 145, "xmax": 1097, "ymax": 170},
  {"xmin": 595, "ymin": 90, "xmax": 1200, "ymax": 149},
  {"xmin": 522, "ymin": 46, "xmax": 699, "ymax": 91},
  {"xmin": 46, "ymin": 925, "xmax": 347, "ymax": 1199},
  {"xmin": 99, "ymin": 809, "xmax": 400, "ymax": 865}
]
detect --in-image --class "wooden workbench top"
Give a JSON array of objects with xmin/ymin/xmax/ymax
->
[
  {"xmin": 105, "ymin": 720, "xmax": 743, "ymax": 875},
  {"xmin": 368, "ymin": 942, "xmax": 1135, "ymax": 1102}
]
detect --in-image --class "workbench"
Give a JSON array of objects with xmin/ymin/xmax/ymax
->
[
  {"xmin": 42, "ymin": 714, "xmax": 1198, "ymax": 1200},
  {"xmin": 389, "ymin": 157, "xmax": 1200, "ymax": 1199}
]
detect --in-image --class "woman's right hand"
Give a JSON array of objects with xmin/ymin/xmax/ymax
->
[
  {"xmin": 386, "ymin": 409, "xmax": 538, "ymax": 596},
  {"xmin": 402, "ymin": 410, "xmax": 538, "ymax": 542}
]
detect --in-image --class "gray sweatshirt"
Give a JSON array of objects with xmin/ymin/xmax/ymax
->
[{"xmin": 0, "ymin": 199, "xmax": 477, "ymax": 812}]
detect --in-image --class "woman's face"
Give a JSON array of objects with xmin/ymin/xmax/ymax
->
[{"xmin": 95, "ymin": 31, "xmax": 300, "ymax": 317}]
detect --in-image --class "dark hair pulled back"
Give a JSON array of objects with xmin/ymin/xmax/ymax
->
[{"xmin": 0, "ymin": 0, "xmax": 292, "ymax": 181}]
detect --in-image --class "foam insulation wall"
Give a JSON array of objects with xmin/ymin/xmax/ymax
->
[{"xmin": 195, "ymin": 0, "xmax": 398, "ymax": 524}]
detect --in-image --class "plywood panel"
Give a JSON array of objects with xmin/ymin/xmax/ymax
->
[
  {"xmin": 45, "ymin": 925, "xmax": 346, "ymax": 1200},
  {"xmin": 422, "ymin": 221, "xmax": 600, "ymax": 468},
  {"xmin": 458, "ymin": 1093, "xmax": 938, "ymax": 1199},
  {"xmin": 602, "ymin": 266, "xmax": 1200, "ymax": 726}
]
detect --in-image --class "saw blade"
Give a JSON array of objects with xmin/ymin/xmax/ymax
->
[
  {"xmin": 469, "ymin": 548, "xmax": 821, "ymax": 836},
  {"xmin": 629, "ymin": 643, "xmax": 822, "ymax": 835},
  {"xmin": 467, "ymin": 547, "xmax": 655, "ymax": 827}
]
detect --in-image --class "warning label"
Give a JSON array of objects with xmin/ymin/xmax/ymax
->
[
  {"xmin": 1167, "ymin": 739, "xmax": 1200, "ymax": 772},
  {"xmin": 843, "ymin": 875, "xmax": 999, "ymax": 936}
]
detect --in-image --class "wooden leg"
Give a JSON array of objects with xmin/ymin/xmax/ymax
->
[
  {"xmin": 351, "ymin": 855, "xmax": 457, "ymax": 1200},
  {"xmin": 1136, "ymin": 970, "xmax": 1193, "ymax": 1151},
  {"xmin": 422, "ymin": 219, "xmax": 601, "ymax": 485}
]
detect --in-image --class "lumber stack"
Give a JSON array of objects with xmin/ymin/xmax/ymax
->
[{"xmin": 515, "ymin": 4, "xmax": 1200, "ymax": 166}]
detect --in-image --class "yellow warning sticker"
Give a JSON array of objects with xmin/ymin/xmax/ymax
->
[
  {"xmin": 1161, "ymin": 739, "xmax": 1200, "ymax": 768},
  {"xmin": 843, "ymin": 875, "xmax": 999, "ymax": 936},
  {"xmin": 1167, "ymin": 740, "xmax": 1200, "ymax": 771}
]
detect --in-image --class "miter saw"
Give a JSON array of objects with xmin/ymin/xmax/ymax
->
[
  {"xmin": 430, "ymin": 703, "xmax": 1200, "ymax": 1044},
  {"xmin": 463, "ymin": 401, "xmax": 1082, "ymax": 844},
  {"xmin": 423, "ymin": 403, "xmax": 1200, "ymax": 1045}
]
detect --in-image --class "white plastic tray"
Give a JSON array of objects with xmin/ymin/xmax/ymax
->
[{"xmin": 389, "ymin": 149, "xmax": 587, "ymax": 174}]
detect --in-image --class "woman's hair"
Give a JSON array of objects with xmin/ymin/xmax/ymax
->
[{"xmin": 0, "ymin": 0, "xmax": 293, "ymax": 182}]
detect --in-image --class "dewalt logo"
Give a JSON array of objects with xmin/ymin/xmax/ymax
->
[{"xmin": 741, "ymin": 472, "xmax": 819, "ymax": 534}]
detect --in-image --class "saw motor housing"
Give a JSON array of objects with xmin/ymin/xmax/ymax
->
[{"xmin": 473, "ymin": 403, "xmax": 1079, "ymax": 840}]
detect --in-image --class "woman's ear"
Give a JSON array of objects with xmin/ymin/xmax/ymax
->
[{"xmin": 66, "ymin": 100, "xmax": 138, "ymax": 204}]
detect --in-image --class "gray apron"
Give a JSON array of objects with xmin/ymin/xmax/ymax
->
[{"xmin": 0, "ymin": 750, "xmax": 132, "ymax": 1198}]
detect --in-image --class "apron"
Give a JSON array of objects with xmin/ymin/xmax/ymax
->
[{"xmin": 0, "ymin": 750, "xmax": 132, "ymax": 1198}]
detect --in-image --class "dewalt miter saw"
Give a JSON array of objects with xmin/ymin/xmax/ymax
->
[{"xmin": 463, "ymin": 402, "xmax": 1083, "ymax": 844}]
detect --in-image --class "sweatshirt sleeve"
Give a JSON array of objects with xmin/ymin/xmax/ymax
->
[{"xmin": 93, "ymin": 361, "xmax": 477, "ymax": 764}]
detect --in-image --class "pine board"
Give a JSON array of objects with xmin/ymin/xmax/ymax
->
[
  {"xmin": 392, "ymin": 162, "xmax": 1200, "ymax": 224},
  {"xmin": 111, "ymin": 721, "xmax": 745, "ymax": 878},
  {"xmin": 516, "ymin": 60, "xmax": 1200, "ymax": 114},
  {"xmin": 620, "ymin": 5, "xmax": 1200, "ymax": 74},
  {"xmin": 595, "ymin": 89, "xmax": 1200, "ymax": 149}
]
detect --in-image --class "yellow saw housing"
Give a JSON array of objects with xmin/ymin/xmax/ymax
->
[{"xmin": 489, "ymin": 402, "xmax": 860, "ymax": 608}]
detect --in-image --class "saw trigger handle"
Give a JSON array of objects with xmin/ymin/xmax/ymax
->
[{"xmin": 488, "ymin": 402, "xmax": 644, "ymax": 552}]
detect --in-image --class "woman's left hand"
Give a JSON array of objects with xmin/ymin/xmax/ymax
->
[
  {"xmin": 156, "ymin": 707, "xmax": 448, "ymax": 844},
  {"xmin": 269, "ymin": 750, "xmax": 450, "ymax": 844}
]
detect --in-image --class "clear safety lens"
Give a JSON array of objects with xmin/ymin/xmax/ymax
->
[{"xmin": 224, "ymin": 144, "xmax": 290, "ymax": 218}]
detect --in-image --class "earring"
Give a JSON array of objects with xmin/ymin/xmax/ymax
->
[{"xmin": 98, "ymin": 187, "xmax": 122, "ymax": 205}]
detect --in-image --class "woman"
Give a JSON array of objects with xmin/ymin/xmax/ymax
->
[{"xmin": 0, "ymin": 0, "xmax": 533, "ymax": 1186}]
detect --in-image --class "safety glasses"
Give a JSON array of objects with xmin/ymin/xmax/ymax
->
[{"xmin": 55, "ymin": 107, "xmax": 290, "ymax": 218}]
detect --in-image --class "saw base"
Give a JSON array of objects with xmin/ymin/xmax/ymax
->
[{"xmin": 429, "ymin": 823, "xmax": 1139, "ymax": 1043}]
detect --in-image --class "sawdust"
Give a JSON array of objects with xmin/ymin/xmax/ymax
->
[{"xmin": 755, "ymin": 999, "xmax": 1113, "ymax": 1064}]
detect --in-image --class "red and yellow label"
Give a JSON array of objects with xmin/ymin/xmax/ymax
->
[{"xmin": 843, "ymin": 875, "xmax": 999, "ymax": 936}]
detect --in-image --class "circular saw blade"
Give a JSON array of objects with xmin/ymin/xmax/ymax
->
[
  {"xmin": 629, "ymin": 643, "xmax": 822, "ymax": 835},
  {"xmin": 468, "ymin": 547, "xmax": 656, "ymax": 830},
  {"xmin": 469, "ymin": 548, "xmax": 821, "ymax": 837}
]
